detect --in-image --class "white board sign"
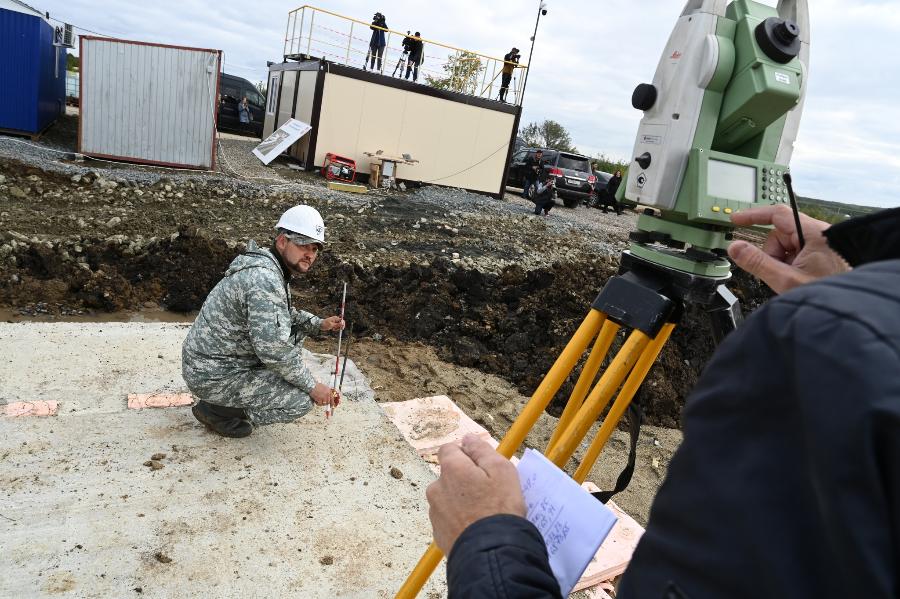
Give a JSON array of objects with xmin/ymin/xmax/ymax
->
[{"xmin": 252, "ymin": 119, "xmax": 312, "ymax": 165}]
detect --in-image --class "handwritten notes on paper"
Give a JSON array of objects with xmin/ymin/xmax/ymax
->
[{"xmin": 518, "ymin": 449, "xmax": 618, "ymax": 597}]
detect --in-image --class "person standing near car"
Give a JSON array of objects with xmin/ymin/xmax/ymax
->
[
  {"xmin": 522, "ymin": 149, "xmax": 546, "ymax": 199},
  {"xmin": 365, "ymin": 12, "xmax": 388, "ymax": 71},
  {"xmin": 406, "ymin": 32, "xmax": 424, "ymax": 82},
  {"xmin": 498, "ymin": 47, "xmax": 519, "ymax": 103},
  {"xmin": 600, "ymin": 169, "xmax": 623, "ymax": 215},
  {"xmin": 238, "ymin": 97, "xmax": 251, "ymax": 125}
]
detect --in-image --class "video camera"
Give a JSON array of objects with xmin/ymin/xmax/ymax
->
[{"xmin": 372, "ymin": 12, "xmax": 387, "ymax": 27}]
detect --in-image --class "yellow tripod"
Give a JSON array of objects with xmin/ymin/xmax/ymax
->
[{"xmin": 395, "ymin": 252, "xmax": 741, "ymax": 598}]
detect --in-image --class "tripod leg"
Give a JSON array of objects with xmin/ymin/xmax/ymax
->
[
  {"xmin": 573, "ymin": 323, "xmax": 675, "ymax": 483},
  {"xmin": 546, "ymin": 329, "xmax": 651, "ymax": 468},
  {"xmin": 395, "ymin": 309, "xmax": 606, "ymax": 599},
  {"xmin": 547, "ymin": 319, "xmax": 620, "ymax": 451},
  {"xmin": 496, "ymin": 309, "xmax": 605, "ymax": 457}
]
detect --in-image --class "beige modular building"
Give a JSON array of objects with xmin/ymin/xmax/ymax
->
[{"xmin": 262, "ymin": 59, "xmax": 521, "ymax": 197}]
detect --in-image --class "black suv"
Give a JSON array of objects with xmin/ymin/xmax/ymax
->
[
  {"xmin": 507, "ymin": 148, "xmax": 596, "ymax": 208},
  {"xmin": 217, "ymin": 73, "xmax": 265, "ymax": 137}
]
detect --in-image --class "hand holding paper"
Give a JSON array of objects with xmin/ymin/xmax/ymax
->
[{"xmin": 425, "ymin": 434, "xmax": 526, "ymax": 554}]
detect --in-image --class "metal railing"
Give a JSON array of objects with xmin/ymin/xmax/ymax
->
[{"xmin": 283, "ymin": 5, "xmax": 527, "ymax": 105}]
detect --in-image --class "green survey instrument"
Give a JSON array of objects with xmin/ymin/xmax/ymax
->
[
  {"xmin": 622, "ymin": 0, "xmax": 809, "ymax": 278},
  {"xmin": 396, "ymin": 2, "xmax": 811, "ymax": 596}
]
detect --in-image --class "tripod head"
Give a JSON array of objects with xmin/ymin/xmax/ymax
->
[{"xmin": 621, "ymin": 0, "xmax": 810, "ymax": 279}]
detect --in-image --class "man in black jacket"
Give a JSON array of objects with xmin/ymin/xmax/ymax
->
[
  {"xmin": 522, "ymin": 149, "xmax": 546, "ymax": 199},
  {"xmin": 405, "ymin": 32, "xmax": 424, "ymax": 82},
  {"xmin": 427, "ymin": 205, "xmax": 900, "ymax": 598}
]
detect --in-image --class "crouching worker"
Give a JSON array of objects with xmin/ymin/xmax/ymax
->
[
  {"xmin": 532, "ymin": 173, "xmax": 556, "ymax": 216},
  {"xmin": 182, "ymin": 205, "xmax": 345, "ymax": 438}
]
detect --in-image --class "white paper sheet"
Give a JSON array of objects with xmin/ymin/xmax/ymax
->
[{"xmin": 518, "ymin": 449, "xmax": 618, "ymax": 597}]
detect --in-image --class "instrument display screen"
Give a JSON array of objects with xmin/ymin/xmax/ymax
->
[{"xmin": 708, "ymin": 160, "xmax": 757, "ymax": 203}]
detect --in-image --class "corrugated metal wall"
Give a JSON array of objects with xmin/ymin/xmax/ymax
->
[
  {"xmin": 0, "ymin": 8, "xmax": 39, "ymax": 132},
  {"xmin": 80, "ymin": 38, "xmax": 220, "ymax": 169}
]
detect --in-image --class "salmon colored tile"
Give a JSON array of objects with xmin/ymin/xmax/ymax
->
[
  {"xmin": 2, "ymin": 401, "xmax": 59, "ymax": 417},
  {"xmin": 127, "ymin": 393, "xmax": 194, "ymax": 410}
]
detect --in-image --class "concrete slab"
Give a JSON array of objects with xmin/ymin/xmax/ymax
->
[{"xmin": 0, "ymin": 323, "xmax": 445, "ymax": 598}]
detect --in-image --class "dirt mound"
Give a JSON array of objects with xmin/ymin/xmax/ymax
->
[{"xmin": 0, "ymin": 230, "xmax": 772, "ymax": 427}]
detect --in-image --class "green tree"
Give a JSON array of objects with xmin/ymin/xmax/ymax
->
[
  {"xmin": 591, "ymin": 153, "xmax": 629, "ymax": 175},
  {"xmin": 66, "ymin": 53, "xmax": 79, "ymax": 72},
  {"xmin": 520, "ymin": 120, "xmax": 577, "ymax": 153},
  {"xmin": 426, "ymin": 51, "xmax": 484, "ymax": 94}
]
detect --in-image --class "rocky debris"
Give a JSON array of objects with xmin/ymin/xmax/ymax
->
[
  {"xmin": 143, "ymin": 460, "xmax": 164, "ymax": 470},
  {"xmin": 319, "ymin": 555, "xmax": 334, "ymax": 565},
  {"xmin": 0, "ymin": 146, "xmax": 774, "ymax": 427},
  {"xmin": 151, "ymin": 453, "xmax": 166, "ymax": 461},
  {"xmin": 154, "ymin": 552, "xmax": 172, "ymax": 564},
  {"xmin": 389, "ymin": 466, "xmax": 404, "ymax": 480}
]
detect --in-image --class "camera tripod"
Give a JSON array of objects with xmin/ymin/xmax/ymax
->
[
  {"xmin": 392, "ymin": 50, "xmax": 410, "ymax": 77},
  {"xmin": 395, "ymin": 250, "xmax": 741, "ymax": 598}
]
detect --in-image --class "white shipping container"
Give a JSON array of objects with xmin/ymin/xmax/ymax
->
[{"xmin": 79, "ymin": 37, "xmax": 221, "ymax": 169}]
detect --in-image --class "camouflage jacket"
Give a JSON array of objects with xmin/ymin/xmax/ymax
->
[{"xmin": 182, "ymin": 240, "xmax": 323, "ymax": 394}]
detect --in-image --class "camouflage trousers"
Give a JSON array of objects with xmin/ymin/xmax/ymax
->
[{"xmin": 184, "ymin": 366, "xmax": 313, "ymax": 426}]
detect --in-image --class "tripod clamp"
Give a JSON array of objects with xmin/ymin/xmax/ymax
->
[{"xmin": 595, "ymin": 250, "xmax": 742, "ymax": 343}]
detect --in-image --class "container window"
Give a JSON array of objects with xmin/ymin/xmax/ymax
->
[{"xmin": 267, "ymin": 74, "xmax": 281, "ymax": 115}]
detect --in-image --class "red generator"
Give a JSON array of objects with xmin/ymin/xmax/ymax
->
[{"xmin": 321, "ymin": 153, "xmax": 357, "ymax": 183}]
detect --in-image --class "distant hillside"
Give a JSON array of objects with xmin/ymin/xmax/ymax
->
[{"xmin": 796, "ymin": 196, "xmax": 878, "ymax": 224}]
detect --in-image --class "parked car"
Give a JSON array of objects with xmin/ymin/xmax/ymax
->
[
  {"xmin": 217, "ymin": 73, "xmax": 265, "ymax": 137},
  {"xmin": 507, "ymin": 147, "xmax": 597, "ymax": 208},
  {"xmin": 587, "ymin": 170, "xmax": 613, "ymax": 208}
]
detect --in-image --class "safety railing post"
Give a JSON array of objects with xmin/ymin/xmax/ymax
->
[
  {"xmin": 345, "ymin": 21, "xmax": 354, "ymax": 64},
  {"xmin": 297, "ymin": 8, "xmax": 306, "ymax": 58},
  {"xmin": 381, "ymin": 31, "xmax": 391, "ymax": 75},
  {"xmin": 306, "ymin": 9, "xmax": 315, "ymax": 57},
  {"xmin": 290, "ymin": 9, "xmax": 299, "ymax": 58},
  {"xmin": 480, "ymin": 58, "xmax": 490, "ymax": 99}
]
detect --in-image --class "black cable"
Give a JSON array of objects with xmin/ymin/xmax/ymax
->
[{"xmin": 783, "ymin": 173, "xmax": 805, "ymax": 251}]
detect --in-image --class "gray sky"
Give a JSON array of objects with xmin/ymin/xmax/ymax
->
[{"xmin": 44, "ymin": 0, "xmax": 899, "ymax": 208}]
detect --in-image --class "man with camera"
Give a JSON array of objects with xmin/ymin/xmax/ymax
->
[
  {"xmin": 394, "ymin": 31, "xmax": 415, "ymax": 77},
  {"xmin": 365, "ymin": 12, "xmax": 388, "ymax": 71},
  {"xmin": 499, "ymin": 47, "xmax": 519, "ymax": 103}
]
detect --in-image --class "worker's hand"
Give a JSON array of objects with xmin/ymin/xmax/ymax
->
[
  {"xmin": 728, "ymin": 205, "xmax": 850, "ymax": 294},
  {"xmin": 309, "ymin": 382, "xmax": 333, "ymax": 406},
  {"xmin": 426, "ymin": 434, "xmax": 526, "ymax": 556},
  {"xmin": 320, "ymin": 316, "xmax": 345, "ymax": 332}
]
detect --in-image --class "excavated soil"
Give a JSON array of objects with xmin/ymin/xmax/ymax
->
[{"xmin": 0, "ymin": 154, "xmax": 772, "ymax": 428}]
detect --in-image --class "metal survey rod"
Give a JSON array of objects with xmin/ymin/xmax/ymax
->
[
  {"xmin": 328, "ymin": 282, "xmax": 347, "ymax": 419},
  {"xmin": 338, "ymin": 324, "xmax": 352, "ymax": 393}
]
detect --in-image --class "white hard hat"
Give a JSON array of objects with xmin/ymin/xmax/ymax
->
[{"xmin": 275, "ymin": 205, "xmax": 325, "ymax": 245}]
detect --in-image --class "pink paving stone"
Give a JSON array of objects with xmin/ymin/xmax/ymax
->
[
  {"xmin": 127, "ymin": 393, "xmax": 195, "ymax": 410},
  {"xmin": 2, "ymin": 401, "xmax": 59, "ymax": 417}
]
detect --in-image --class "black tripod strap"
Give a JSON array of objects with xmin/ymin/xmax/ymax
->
[{"xmin": 591, "ymin": 400, "xmax": 642, "ymax": 504}]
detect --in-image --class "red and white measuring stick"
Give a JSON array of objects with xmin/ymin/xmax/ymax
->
[{"xmin": 327, "ymin": 281, "xmax": 347, "ymax": 419}]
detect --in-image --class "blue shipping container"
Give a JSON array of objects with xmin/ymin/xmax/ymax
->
[{"xmin": 0, "ymin": 7, "xmax": 66, "ymax": 135}]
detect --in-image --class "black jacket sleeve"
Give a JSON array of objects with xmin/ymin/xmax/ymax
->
[{"xmin": 447, "ymin": 514, "xmax": 562, "ymax": 599}]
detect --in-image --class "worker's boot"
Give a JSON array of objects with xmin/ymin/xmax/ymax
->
[{"xmin": 192, "ymin": 400, "xmax": 253, "ymax": 438}]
